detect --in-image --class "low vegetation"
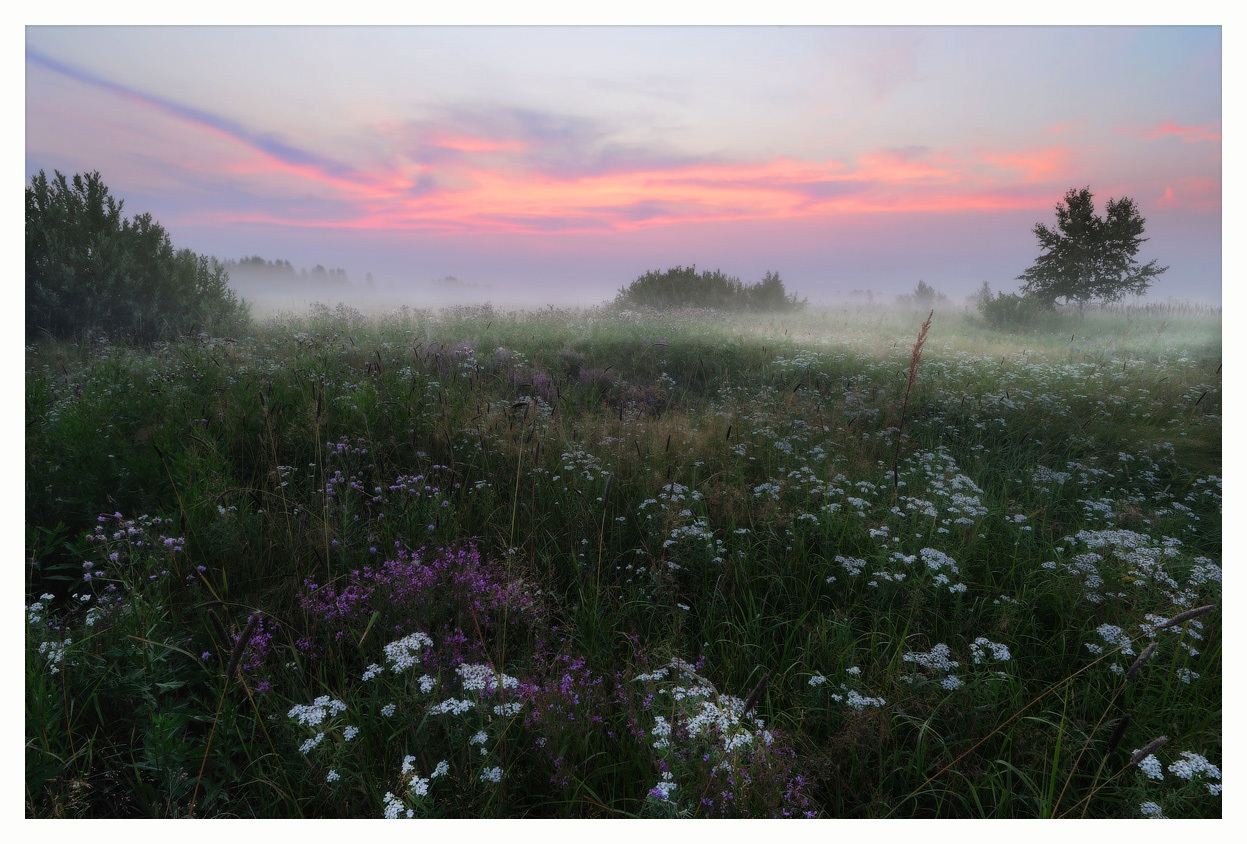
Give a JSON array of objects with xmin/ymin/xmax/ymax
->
[
  {"xmin": 26, "ymin": 301, "xmax": 1221, "ymax": 818},
  {"xmin": 615, "ymin": 266, "xmax": 804, "ymax": 312}
]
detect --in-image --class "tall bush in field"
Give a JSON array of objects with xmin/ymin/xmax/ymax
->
[
  {"xmin": 25, "ymin": 170, "xmax": 248, "ymax": 340},
  {"xmin": 615, "ymin": 266, "xmax": 804, "ymax": 311}
]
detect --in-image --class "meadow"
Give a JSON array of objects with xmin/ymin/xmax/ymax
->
[{"xmin": 25, "ymin": 301, "xmax": 1221, "ymax": 818}]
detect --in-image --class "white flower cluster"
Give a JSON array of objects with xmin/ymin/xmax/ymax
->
[
  {"xmin": 457, "ymin": 662, "xmax": 518, "ymax": 693},
  {"xmin": 384, "ymin": 631, "xmax": 434, "ymax": 673},
  {"xmin": 382, "ymin": 791, "xmax": 412, "ymax": 819},
  {"xmin": 651, "ymin": 715, "xmax": 672, "ymax": 749},
  {"xmin": 902, "ymin": 643, "xmax": 958, "ymax": 672},
  {"xmin": 1168, "ymin": 751, "xmax": 1221, "ymax": 794},
  {"xmin": 288, "ymin": 695, "xmax": 347, "ymax": 727},
  {"xmin": 1139, "ymin": 800, "xmax": 1166, "ymax": 818},
  {"xmin": 429, "ymin": 697, "xmax": 476, "ymax": 716},
  {"xmin": 27, "ymin": 594, "xmax": 55, "ymax": 626},
  {"xmin": 900, "ymin": 643, "xmax": 961, "ymax": 689},
  {"xmin": 1094, "ymin": 624, "xmax": 1135, "ymax": 656},
  {"xmin": 650, "ymin": 771, "xmax": 677, "ymax": 801},
  {"xmin": 843, "ymin": 689, "xmax": 887, "ymax": 711},
  {"xmin": 37, "ymin": 638, "xmax": 72, "ymax": 674},
  {"xmin": 634, "ymin": 668, "xmax": 670, "ymax": 682},
  {"xmin": 479, "ymin": 766, "xmax": 503, "ymax": 783},
  {"xmin": 970, "ymin": 638, "xmax": 1012, "ymax": 664},
  {"xmin": 299, "ymin": 732, "xmax": 325, "ymax": 755},
  {"xmin": 1136, "ymin": 753, "xmax": 1164, "ymax": 781}
]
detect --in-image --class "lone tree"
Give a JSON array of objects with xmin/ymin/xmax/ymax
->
[
  {"xmin": 1018, "ymin": 186, "xmax": 1167, "ymax": 314},
  {"xmin": 26, "ymin": 170, "xmax": 248, "ymax": 341}
]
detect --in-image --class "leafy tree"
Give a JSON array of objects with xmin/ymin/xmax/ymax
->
[
  {"xmin": 1018, "ymin": 187, "xmax": 1167, "ymax": 314},
  {"xmin": 26, "ymin": 170, "xmax": 248, "ymax": 341},
  {"xmin": 897, "ymin": 279, "xmax": 948, "ymax": 308}
]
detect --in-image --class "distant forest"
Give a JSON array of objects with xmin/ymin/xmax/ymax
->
[{"xmin": 222, "ymin": 256, "xmax": 370, "ymax": 300}]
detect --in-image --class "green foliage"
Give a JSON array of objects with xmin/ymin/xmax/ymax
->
[
  {"xmin": 1018, "ymin": 187, "xmax": 1168, "ymax": 313},
  {"xmin": 977, "ymin": 289, "xmax": 1054, "ymax": 329},
  {"xmin": 25, "ymin": 170, "xmax": 249, "ymax": 341},
  {"xmin": 615, "ymin": 266, "xmax": 804, "ymax": 311},
  {"xmin": 897, "ymin": 279, "xmax": 949, "ymax": 308}
]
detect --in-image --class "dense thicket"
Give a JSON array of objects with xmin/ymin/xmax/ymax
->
[
  {"xmin": 25, "ymin": 170, "xmax": 248, "ymax": 341},
  {"xmin": 615, "ymin": 266, "xmax": 804, "ymax": 311}
]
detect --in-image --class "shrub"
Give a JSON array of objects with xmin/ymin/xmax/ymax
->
[
  {"xmin": 615, "ymin": 266, "xmax": 804, "ymax": 311},
  {"xmin": 26, "ymin": 170, "xmax": 248, "ymax": 341},
  {"xmin": 976, "ymin": 290, "xmax": 1053, "ymax": 329}
]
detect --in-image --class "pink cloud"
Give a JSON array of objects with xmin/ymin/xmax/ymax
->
[
  {"xmin": 1140, "ymin": 120, "xmax": 1221, "ymax": 143},
  {"xmin": 1155, "ymin": 177, "xmax": 1221, "ymax": 212},
  {"xmin": 1043, "ymin": 120, "xmax": 1083, "ymax": 136},
  {"xmin": 981, "ymin": 147, "xmax": 1075, "ymax": 183}
]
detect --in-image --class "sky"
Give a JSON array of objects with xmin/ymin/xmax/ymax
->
[{"xmin": 23, "ymin": 24, "xmax": 1223, "ymax": 306}]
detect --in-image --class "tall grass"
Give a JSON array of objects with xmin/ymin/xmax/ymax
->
[{"xmin": 26, "ymin": 303, "xmax": 1221, "ymax": 817}]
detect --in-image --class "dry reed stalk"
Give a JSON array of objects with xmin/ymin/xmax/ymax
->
[
  {"xmin": 225, "ymin": 615, "xmax": 260, "ymax": 679},
  {"xmin": 1128, "ymin": 736, "xmax": 1169, "ymax": 767},
  {"xmin": 1105, "ymin": 713, "xmax": 1132, "ymax": 754},
  {"xmin": 741, "ymin": 671, "xmax": 771, "ymax": 715},
  {"xmin": 207, "ymin": 608, "xmax": 230, "ymax": 647},
  {"xmin": 1157, "ymin": 604, "xmax": 1215, "ymax": 629},
  {"xmin": 892, "ymin": 310, "xmax": 933, "ymax": 492},
  {"xmin": 1125, "ymin": 642, "xmax": 1159, "ymax": 681}
]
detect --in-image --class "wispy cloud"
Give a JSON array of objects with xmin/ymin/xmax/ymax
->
[
  {"xmin": 1138, "ymin": 120, "xmax": 1221, "ymax": 143},
  {"xmin": 27, "ymin": 49, "xmax": 389, "ymax": 197},
  {"xmin": 982, "ymin": 146, "xmax": 1076, "ymax": 183},
  {"xmin": 1156, "ymin": 177, "xmax": 1221, "ymax": 212}
]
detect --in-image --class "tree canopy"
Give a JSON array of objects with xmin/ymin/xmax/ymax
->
[
  {"xmin": 26, "ymin": 170, "xmax": 248, "ymax": 341},
  {"xmin": 1017, "ymin": 187, "xmax": 1167, "ymax": 312}
]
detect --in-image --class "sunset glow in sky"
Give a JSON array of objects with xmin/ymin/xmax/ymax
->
[{"xmin": 24, "ymin": 25, "xmax": 1222, "ymax": 304}]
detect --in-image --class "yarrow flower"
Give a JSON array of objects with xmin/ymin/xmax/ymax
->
[
  {"xmin": 1139, "ymin": 801, "xmax": 1166, "ymax": 818},
  {"xmin": 326, "ymin": 769, "xmax": 340, "ymax": 783},
  {"xmin": 970, "ymin": 637, "xmax": 1012, "ymax": 664},
  {"xmin": 479, "ymin": 766, "xmax": 503, "ymax": 783},
  {"xmin": 1168, "ymin": 751, "xmax": 1221, "ymax": 785},
  {"xmin": 458, "ymin": 662, "xmax": 518, "ymax": 693},
  {"xmin": 429, "ymin": 697, "xmax": 476, "ymax": 716},
  {"xmin": 649, "ymin": 770, "xmax": 677, "ymax": 801},
  {"xmin": 382, "ymin": 791, "xmax": 412, "ymax": 819},
  {"xmin": 299, "ymin": 733, "xmax": 325, "ymax": 755},
  {"xmin": 288, "ymin": 696, "xmax": 347, "ymax": 727},
  {"xmin": 1137, "ymin": 754, "xmax": 1164, "ymax": 781},
  {"xmin": 384, "ymin": 632, "xmax": 434, "ymax": 673}
]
